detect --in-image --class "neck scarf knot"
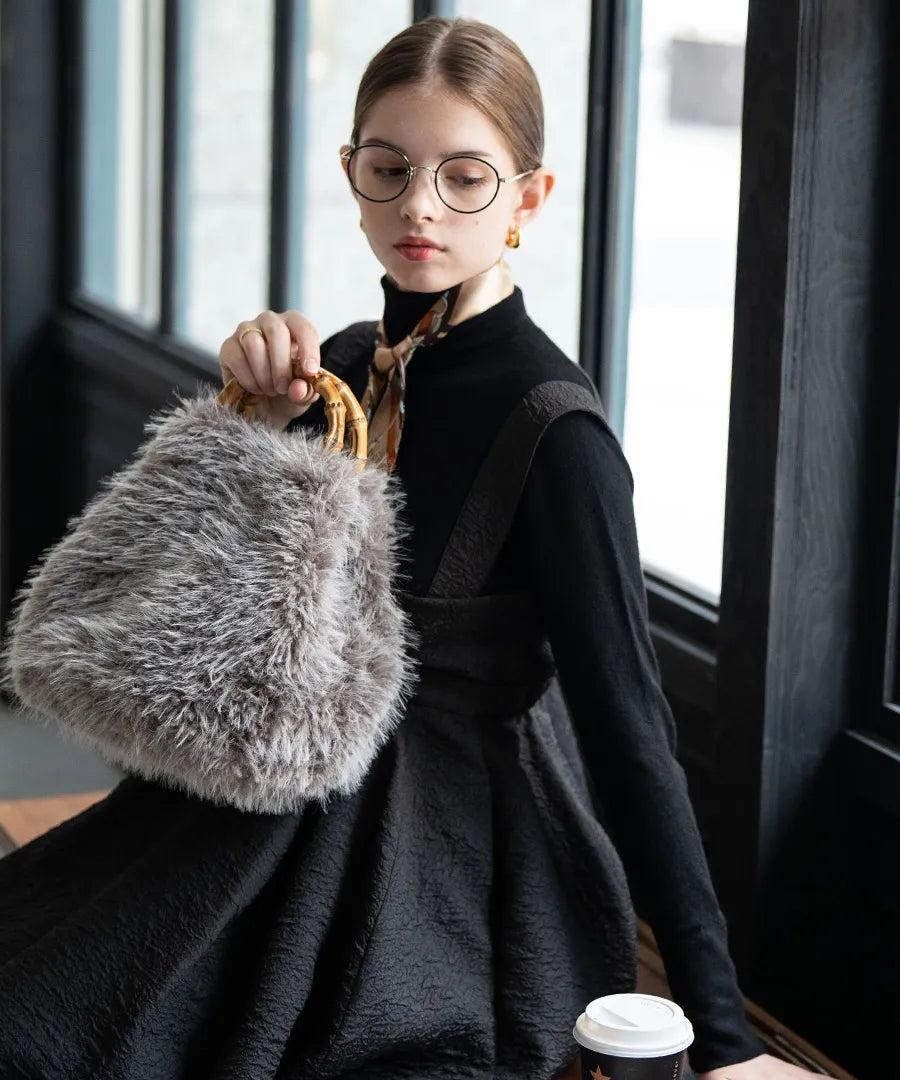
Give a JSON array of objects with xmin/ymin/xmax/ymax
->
[
  {"xmin": 361, "ymin": 257, "xmax": 514, "ymax": 474},
  {"xmin": 360, "ymin": 285, "xmax": 460, "ymax": 474}
]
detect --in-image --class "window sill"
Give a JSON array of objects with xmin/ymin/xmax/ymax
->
[
  {"xmin": 53, "ymin": 298, "xmax": 218, "ymax": 396},
  {"xmin": 843, "ymin": 728, "xmax": 900, "ymax": 820},
  {"xmin": 646, "ymin": 574, "xmax": 718, "ymax": 713}
]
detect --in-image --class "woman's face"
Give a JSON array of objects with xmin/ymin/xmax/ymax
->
[{"xmin": 341, "ymin": 80, "xmax": 553, "ymax": 292}]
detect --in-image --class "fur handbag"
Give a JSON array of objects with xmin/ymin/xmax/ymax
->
[{"xmin": 2, "ymin": 368, "xmax": 416, "ymax": 814}]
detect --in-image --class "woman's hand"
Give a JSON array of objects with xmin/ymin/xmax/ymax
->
[
  {"xmin": 219, "ymin": 309, "xmax": 322, "ymax": 429},
  {"xmin": 697, "ymin": 1053, "xmax": 826, "ymax": 1080}
]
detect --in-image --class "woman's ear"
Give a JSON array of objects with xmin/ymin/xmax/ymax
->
[{"xmin": 513, "ymin": 167, "xmax": 556, "ymax": 227}]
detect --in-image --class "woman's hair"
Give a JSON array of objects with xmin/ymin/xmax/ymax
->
[{"xmin": 351, "ymin": 17, "xmax": 544, "ymax": 174}]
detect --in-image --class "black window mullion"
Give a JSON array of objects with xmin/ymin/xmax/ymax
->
[
  {"xmin": 413, "ymin": 1, "xmax": 456, "ymax": 21},
  {"xmin": 868, "ymin": 6, "xmax": 900, "ymax": 738},
  {"xmin": 59, "ymin": 0, "xmax": 85, "ymax": 302},
  {"xmin": 580, "ymin": 0, "xmax": 640, "ymax": 443},
  {"xmin": 883, "ymin": 427, "xmax": 900, "ymax": 713},
  {"xmin": 159, "ymin": 0, "xmax": 179, "ymax": 334},
  {"xmin": 159, "ymin": 0, "xmax": 191, "ymax": 336},
  {"xmin": 268, "ymin": 0, "xmax": 295, "ymax": 313},
  {"xmin": 579, "ymin": 0, "xmax": 616, "ymax": 401}
]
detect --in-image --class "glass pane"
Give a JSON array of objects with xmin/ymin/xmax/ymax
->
[
  {"xmin": 299, "ymin": 1, "xmax": 411, "ymax": 342},
  {"xmin": 81, "ymin": 0, "xmax": 163, "ymax": 324},
  {"xmin": 176, "ymin": 0, "xmax": 275, "ymax": 351},
  {"xmin": 454, "ymin": 1, "xmax": 591, "ymax": 361},
  {"xmin": 622, "ymin": 0, "xmax": 748, "ymax": 600}
]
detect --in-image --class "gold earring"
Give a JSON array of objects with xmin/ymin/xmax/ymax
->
[
  {"xmin": 360, "ymin": 218, "xmax": 365, "ymax": 231},
  {"xmin": 505, "ymin": 224, "xmax": 521, "ymax": 249}
]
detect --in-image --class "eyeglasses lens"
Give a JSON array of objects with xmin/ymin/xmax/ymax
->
[
  {"xmin": 436, "ymin": 157, "xmax": 497, "ymax": 212},
  {"xmin": 349, "ymin": 146, "xmax": 498, "ymax": 212},
  {"xmin": 349, "ymin": 146, "xmax": 409, "ymax": 202}
]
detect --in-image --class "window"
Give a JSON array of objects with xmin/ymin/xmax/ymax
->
[
  {"xmin": 617, "ymin": 0, "xmax": 748, "ymax": 600},
  {"xmin": 81, "ymin": 0, "xmax": 163, "ymax": 324},
  {"xmin": 176, "ymin": 0, "xmax": 276, "ymax": 351},
  {"xmin": 76, "ymin": 1, "xmax": 590, "ymax": 359},
  {"xmin": 455, "ymin": 0, "xmax": 591, "ymax": 361},
  {"xmin": 76, "ymin": 0, "xmax": 408, "ymax": 351},
  {"xmin": 300, "ymin": 0, "xmax": 411, "ymax": 342}
]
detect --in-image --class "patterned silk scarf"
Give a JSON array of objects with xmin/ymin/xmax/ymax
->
[{"xmin": 361, "ymin": 256, "xmax": 515, "ymax": 474}]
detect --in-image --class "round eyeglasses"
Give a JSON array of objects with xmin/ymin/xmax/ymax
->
[{"xmin": 341, "ymin": 142, "xmax": 537, "ymax": 214}]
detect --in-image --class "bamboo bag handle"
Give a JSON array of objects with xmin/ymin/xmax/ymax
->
[{"xmin": 217, "ymin": 363, "xmax": 368, "ymax": 469}]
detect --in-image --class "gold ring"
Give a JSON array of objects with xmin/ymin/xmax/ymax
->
[{"xmin": 239, "ymin": 325, "xmax": 265, "ymax": 344}]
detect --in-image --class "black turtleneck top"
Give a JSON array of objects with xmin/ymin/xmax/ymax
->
[{"xmin": 292, "ymin": 276, "xmax": 766, "ymax": 1073}]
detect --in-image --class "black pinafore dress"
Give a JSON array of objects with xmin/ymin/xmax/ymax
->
[{"xmin": 0, "ymin": 378, "xmax": 637, "ymax": 1080}]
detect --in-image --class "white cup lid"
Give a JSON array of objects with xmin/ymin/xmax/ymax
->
[{"xmin": 573, "ymin": 993, "xmax": 694, "ymax": 1058}]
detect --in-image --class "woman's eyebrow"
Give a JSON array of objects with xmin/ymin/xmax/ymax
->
[
  {"xmin": 439, "ymin": 149, "xmax": 495, "ymax": 159},
  {"xmin": 364, "ymin": 138, "xmax": 495, "ymax": 159}
]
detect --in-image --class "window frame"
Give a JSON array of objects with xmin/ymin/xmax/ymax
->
[
  {"xmin": 579, "ymin": 0, "xmax": 723, "ymax": 682},
  {"xmin": 843, "ymin": 56, "xmax": 900, "ymax": 818}
]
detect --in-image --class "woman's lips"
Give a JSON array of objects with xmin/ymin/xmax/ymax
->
[{"xmin": 395, "ymin": 239, "xmax": 441, "ymax": 262}]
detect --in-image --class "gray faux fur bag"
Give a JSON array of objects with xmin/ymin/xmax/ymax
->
[{"xmin": 2, "ymin": 372, "xmax": 417, "ymax": 814}]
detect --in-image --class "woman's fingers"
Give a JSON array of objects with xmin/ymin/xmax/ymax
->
[
  {"xmin": 256, "ymin": 311, "xmax": 294, "ymax": 395},
  {"xmin": 219, "ymin": 310, "xmax": 322, "ymax": 401},
  {"xmin": 281, "ymin": 309, "xmax": 320, "ymax": 377},
  {"xmin": 221, "ymin": 321, "xmax": 266, "ymax": 394},
  {"xmin": 240, "ymin": 318, "xmax": 280, "ymax": 396},
  {"xmin": 217, "ymin": 309, "xmax": 324, "ymax": 429},
  {"xmin": 287, "ymin": 378, "xmax": 319, "ymax": 405},
  {"xmin": 280, "ymin": 310, "xmax": 321, "ymax": 398}
]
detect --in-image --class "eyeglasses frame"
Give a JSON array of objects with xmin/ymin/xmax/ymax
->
[{"xmin": 340, "ymin": 141, "xmax": 538, "ymax": 214}]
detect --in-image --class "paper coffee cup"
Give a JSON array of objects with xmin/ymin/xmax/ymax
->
[{"xmin": 573, "ymin": 993, "xmax": 694, "ymax": 1080}]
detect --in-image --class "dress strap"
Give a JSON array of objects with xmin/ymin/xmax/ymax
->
[{"xmin": 427, "ymin": 379, "xmax": 610, "ymax": 600}]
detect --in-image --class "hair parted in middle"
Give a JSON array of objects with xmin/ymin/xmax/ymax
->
[{"xmin": 350, "ymin": 17, "xmax": 544, "ymax": 176}]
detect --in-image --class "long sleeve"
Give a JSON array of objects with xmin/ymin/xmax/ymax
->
[{"xmin": 506, "ymin": 409, "xmax": 766, "ymax": 1073}]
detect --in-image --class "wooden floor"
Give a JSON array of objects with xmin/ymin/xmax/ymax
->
[
  {"xmin": 0, "ymin": 792, "xmax": 856, "ymax": 1079},
  {"xmin": 0, "ymin": 791, "xmax": 108, "ymax": 850}
]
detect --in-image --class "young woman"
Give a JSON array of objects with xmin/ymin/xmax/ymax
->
[{"xmin": 0, "ymin": 16, "xmax": 819, "ymax": 1080}]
